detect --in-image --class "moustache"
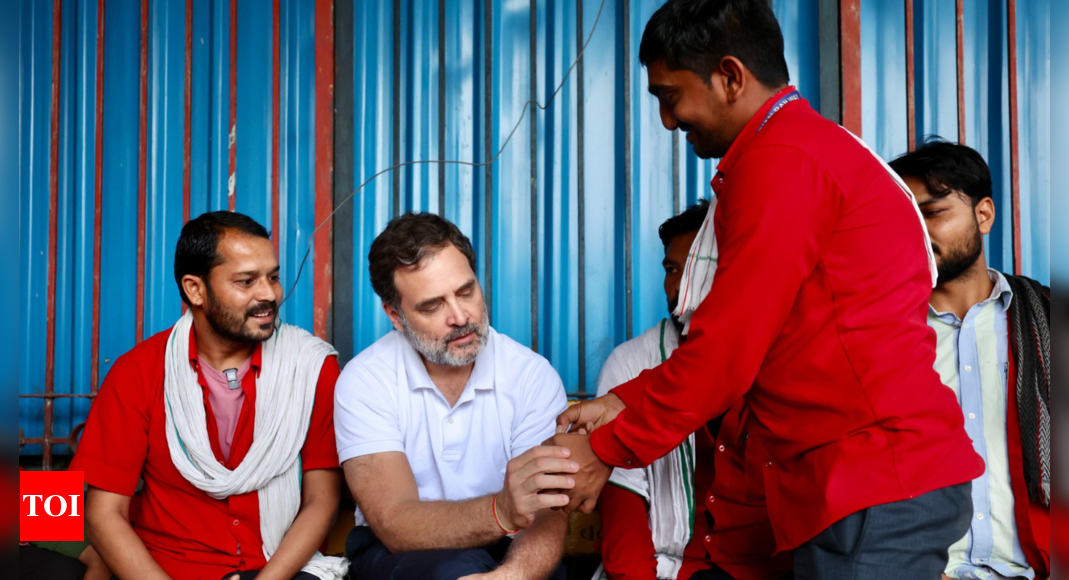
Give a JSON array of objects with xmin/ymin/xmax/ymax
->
[
  {"xmin": 245, "ymin": 301, "xmax": 278, "ymax": 319},
  {"xmin": 444, "ymin": 323, "xmax": 481, "ymax": 343}
]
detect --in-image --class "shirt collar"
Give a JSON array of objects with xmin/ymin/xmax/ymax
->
[
  {"xmin": 714, "ymin": 85, "xmax": 801, "ymax": 179},
  {"xmin": 927, "ymin": 268, "xmax": 1014, "ymax": 320},
  {"xmin": 187, "ymin": 324, "xmax": 263, "ymax": 374},
  {"xmin": 402, "ymin": 327, "xmax": 496, "ymax": 393}
]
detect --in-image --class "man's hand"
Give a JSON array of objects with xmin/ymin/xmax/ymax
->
[
  {"xmin": 541, "ymin": 433, "xmax": 612, "ymax": 514},
  {"xmin": 555, "ymin": 393, "xmax": 625, "ymax": 433},
  {"xmin": 496, "ymin": 446, "xmax": 579, "ymax": 531}
]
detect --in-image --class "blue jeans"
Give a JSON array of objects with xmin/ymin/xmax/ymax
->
[
  {"xmin": 793, "ymin": 482, "xmax": 973, "ymax": 579},
  {"xmin": 346, "ymin": 526, "xmax": 568, "ymax": 580}
]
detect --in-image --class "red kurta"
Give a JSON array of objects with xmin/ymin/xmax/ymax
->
[
  {"xmin": 592, "ymin": 87, "xmax": 985, "ymax": 551},
  {"xmin": 71, "ymin": 327, "xmax": 340, "ymax": 579}
]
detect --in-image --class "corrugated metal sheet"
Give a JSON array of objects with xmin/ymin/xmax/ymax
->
[{"xmin": 19, "ymin": 0, "xmax": 1050, "ymax": 457}]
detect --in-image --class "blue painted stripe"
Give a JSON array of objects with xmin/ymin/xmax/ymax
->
[
  {"xmin": 145, "ymin": 0, "xmax": 187, "ymax": 339},
  {"xmin": 235, "ymin": 0, "xmax": 273, "ymax": 227},
  {"xmin": 277, "ymin": 0, "xmax": 315, "ymax": 331}
]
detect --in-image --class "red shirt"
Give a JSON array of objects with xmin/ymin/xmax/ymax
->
[
  {"xmin": 600, "ymin": 405, "xmax": 792, "ymax": 580},
  {"xmin": 592, "ymin": 87, "xmax": 985, "ymax": 551},
  {"xmin": 70, "ymin": 327, "xmax": 340, "ymax": 579}
]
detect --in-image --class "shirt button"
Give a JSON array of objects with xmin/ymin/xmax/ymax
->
[
  {"xmin": 765, "ymin": 461, "xmax": 772, "ymax": 468},
  {"xmin": 969, "ymin": 413, "xmax": 977, "ymax": 419},
  {"xmin": 976, "ymin": 513, "xmax": 984, "ymax": 520},
  {"xmin": 718, "ymin": 445, "xmax": 726, "ymax": 452},
  {"xmin": 705, "ymin": 534, "xmax": 713, "ymax": 543},
  {"xmin": 233, "ymin": 519, "xmax": 240, "ymax": 526},
  {"xmin": 962, "ymin": 323, "xmax": 969, "ymax": 329},
  {"xmin": 707, "ymin": 493, "xmax": 715, "ymax": 504},
  {"xmin": 964, "ymin": 365, "xmax": 973, "ymax": 372},
  {"xmin": 448, "ymin": 417, "xmax": 455, "ymax": 425},
  {"xmin": 625, "ymin": 460, "xmax": 633, "ymax": 466}
]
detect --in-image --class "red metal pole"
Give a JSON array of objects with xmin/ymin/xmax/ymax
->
[
  {"xmin": 905, "ymin": 0, "xmax": 916, "ymax": 151},
  {"xmin": 45, "ymin": 0, "xmax": 63, "ymax": 470},
  {"xmin": 1007, "ymin": 0, "xmax": 1021, "ymax": 275},
  {"xmin": 91, "ymin": 0, "xmax": 105, "ymax": 395},
  {"xmin": 272, "ymin": 0, "xmax": 281, "ymax": 254},
  {"xmin": 228, "ymin": 0, "xmax": 237, "ymax": 212},
  {"xmin": 136, "ymin": 0, "xmax": 148, "ymax": 343},
  {"xmin": 313, "ymin": 0, "xmax": 334, "ymax": 341},
  {"xmin": 839, "ymin": 0, "xmax": 862, "ymax": 137},
  {"xmin": 956, "ymin": 0, "xmax": 966, "ymax": 144}
]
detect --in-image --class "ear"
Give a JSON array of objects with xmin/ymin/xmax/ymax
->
[
  {"xmin": 383, "ymin": 302, "xmax": 404, "ymax": 333},
  {"xmin": 182, "ymin": 275, "xmax": 208, "ymax": 308},
  {"xmin": 717, "ymin": 56, "xmax": 747, "ymax": 103},
  {"xmin": 975, "ymin": 197, "xmax": 996, "ymax": 236}
]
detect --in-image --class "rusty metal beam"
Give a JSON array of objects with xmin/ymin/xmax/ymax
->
[
  {"xmin": 905, "ymin": 0, "xmax": 916, "ymax": 151},
  {"xmin": 839, "ymin": 0, "xmax": 862, "ymax": 136},
  {"xmin": 1007, "ymin": 0, "xmax": 1021, "ymax": 275},
  {"xmin": 956, "ymin": 0, "xmax": 966, "ymax": 144}
]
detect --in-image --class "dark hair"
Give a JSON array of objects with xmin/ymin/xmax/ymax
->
[
  {"xmin": 659, "ymin": 199, "xmax": 711, "ymax": 250},
  {"xmin": 888, "ymin": 138, "xmax": 993, "ymax": 206},
  {"xmin": 174, "ymin": 211, "xmax": 271, "ymax": 306},
  {"xmin": 638, "ymin": 0, "xmax": 790, "ymax": 89},
  {"xmin": 368, "ymin": 212, "xmax": 478, "ymax": 310}
]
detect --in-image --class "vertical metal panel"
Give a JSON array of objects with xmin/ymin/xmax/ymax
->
[
  {"xmin": 774, "ymin": 0, "xmax": 821, "ymax": 111},
  {"xmin": 489, "ymin": 0, "xmax": 535, "ymax": 347},
  {"xmin": 1006, "ymin": 0, "xmax": 1021, "ymax": 276},
  {"xmin": 860, "ymin": 0, "xmax": 907, "ymax": 159},
  {"xmin": 904, "ymin": 0, "xmax": 915, "ymax": 151},
  {"xmin": 840, "ymin": 0, "xmax": 862, "ymax": 135},
  {"xmin": 628, "ymin": 0, "xmax": 675, "ymax": 352},
  {"xmin": 277, "ymin": 0, "xmax": 316, "ymax": 332},
  {"xmin": 350, "ymin": 0, "xmax": 394, "ymax": 354},
  {"xmin": 235, "ymin": 0, "xmax": 273, "ymax": 226},
  {"xmin": 144, "ymin": 0, "xmax": 187, "ymax": 339},
  {"xmin": 956, "ymin": 0, "xmax": 966, "ymax": 143},
  {"xmin": 97, "ymin": 0, "xmax": 141, "ymax": 382},
  {"xmin": 332, "ymin": 0, "xmax": 354, "ymax": 363},
  {"xmin": 963, "ymin": 0, "xmax": 1013, "ymax": 275},
  {"xmin": 19, "ymin": 0, "xmax": 1053, "ymax": 450},
  {"xmin": 313, "ymin": 0, "xmax": 334, "ymax": 340},
  {"xmin": 135, "ymin": 0, "xmax": 147, "ymax": 343},
  {"xmin": 913, "ymin": 0, "xmax": 958, "ymax": 141},
  {"xmin": 1014, "ymin": 0, "xmax": 1049, "ymax": 283}
]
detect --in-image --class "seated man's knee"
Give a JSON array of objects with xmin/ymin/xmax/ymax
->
[{"xmin": 426, "ymin": 550, "xmax": 498, "ymax": 580}]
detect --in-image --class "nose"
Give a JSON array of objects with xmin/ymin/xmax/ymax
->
[
  {"xmin": 444, "ymin": 299, "xmax": 470, "ymax": 328},
  {"xmin": 659, "ymin": 103, "xmax": 678, "ymax": 131},
  {"xmin": 253, "ymin": 277, "xmax": 279, "ymax": 304}
]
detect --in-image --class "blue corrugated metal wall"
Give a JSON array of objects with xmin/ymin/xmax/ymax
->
[{"xmin": 19, "ymin": 0, "xmax": 1051, "ymax": 453}]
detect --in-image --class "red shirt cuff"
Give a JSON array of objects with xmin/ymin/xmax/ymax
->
[{"xmin": 591, "ymin": 415, "xmax": 641, "ymax": 468}]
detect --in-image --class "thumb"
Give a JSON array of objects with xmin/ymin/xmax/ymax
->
[{"xmin": 556, "ymin": 404, "xmax": 583, "ymax": 428}]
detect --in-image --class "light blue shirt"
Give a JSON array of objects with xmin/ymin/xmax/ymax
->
[{"xmin": 929, "ymin": 270, "xmax": 1034, "ymax": 580}]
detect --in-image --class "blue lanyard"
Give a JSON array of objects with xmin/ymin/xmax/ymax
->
[{"xmin": 757, "ymin": 90, "xmax": 801, "ymax": 132}]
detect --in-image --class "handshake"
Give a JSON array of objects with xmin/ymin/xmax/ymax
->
[{"xmin": 492, "ymin": 394, "xmax": 626, "ymax": 532}]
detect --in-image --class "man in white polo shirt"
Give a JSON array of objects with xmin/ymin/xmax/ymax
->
[{"xmin": 335, "ymin": 212, "xmax": 575, "ymax": 580}]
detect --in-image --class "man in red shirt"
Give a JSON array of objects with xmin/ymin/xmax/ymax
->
[
  {"xmin": 549, "ymin": 1, "xmax": 985, "ymax": 578},
  {"xmin": 594, "ymin": 202, "xmax": 791, "ymax": 580},
  {"xmin": 71, "ymin": 212, "xmax": 345, "ymax": 580}
]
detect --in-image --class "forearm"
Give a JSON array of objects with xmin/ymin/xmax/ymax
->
[
  {"xmin": 255, "ymin": 496, "xmax": 338, "ymax": 580},
  {"xmin": 376, "ymin": 494, "xmax": 505, "ymax": 553},
  {"xmin": 87, "ymin": 511, "xmax": 169, "ymax": 580},
  {"xmin": 495, "ymin": 509, "xmax": 568, "ymax": 580}
]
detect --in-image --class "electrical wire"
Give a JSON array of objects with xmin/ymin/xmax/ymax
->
[{"xmin": 279, "ymin": 0, "xmax": 609, "ymax": 310}]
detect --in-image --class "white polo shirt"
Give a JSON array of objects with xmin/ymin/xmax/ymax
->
[{"xmin": 335, "ymin": 326, "xmax": 568, "ymax": 525}]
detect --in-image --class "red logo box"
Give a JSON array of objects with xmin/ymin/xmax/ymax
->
[{"xmin": 20, "ymin": 471, "xmax": 84, "ymax": 542}]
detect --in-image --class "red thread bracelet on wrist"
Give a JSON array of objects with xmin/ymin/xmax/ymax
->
[{"xmin": 492, "ymin": 493, "xmax": 518, "ymax": 535}]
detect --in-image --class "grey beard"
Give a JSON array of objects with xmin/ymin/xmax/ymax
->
[{"xmin": 401, "ymin": 314, "xmax": 489, "ymax": 367}]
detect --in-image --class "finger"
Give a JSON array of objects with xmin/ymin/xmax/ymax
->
[
  {"xmin": 562, "ymin": 493, "xmax": 584, "ymax": 515},
  {"xmin": 575, "ymin": 427, "xmax": 588, "ymax": 435},
  {"xmin": 555, "ymin": 423, "xmax": 566, "ymax": 434},
  {"xmin": 586, "ymin": 422, "xmax": 594, "ymax": 432},
  {"xmin": 579, "ymin": 497, "xmax": 599, "ymax": 514},
  {"xmin": 534, "ymin": 492, "xmax": 571, "ymax": 509},
  {"xmin": 515, "ymin": 457, "xmax": 580, "ymax": 481},
  {"xmin": 557, "ymin": 404, "xmax": 584, "ymax": 428},
  {"xmin": 512, "ymin": 445, "xmax": 572, "ymax": 472},
  {"xmin": 523, "ymin": 473, "xmax": 576, "ymax": 494}
]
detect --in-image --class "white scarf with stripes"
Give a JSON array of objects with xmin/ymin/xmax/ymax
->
[{"xmin": 163, "ymin": 311, "xmax": 347, "ymax": 579}]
